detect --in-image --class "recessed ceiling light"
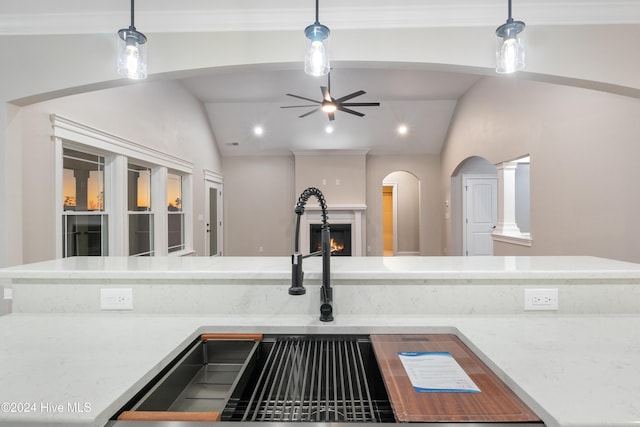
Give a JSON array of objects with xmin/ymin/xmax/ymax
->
[
  {"xmin": 397, "ymin": 124, "xmax": 408, "ymax": 135},
  {"xmin": 325, "ymin": 125, "xmax": 334, "ymax": 134},
  {"xmin": 253, "ymin": 126, "xmax": 264, "ymax": 136}
]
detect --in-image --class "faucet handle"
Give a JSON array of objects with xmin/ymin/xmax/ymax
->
[{"xmin": 289, "ymin": 253, "xmax": 306, "ymax": 295}]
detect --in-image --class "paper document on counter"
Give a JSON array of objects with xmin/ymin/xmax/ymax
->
[{"xmin": 398, "ymin": 352, "xmax": 480, "ymax": 393}]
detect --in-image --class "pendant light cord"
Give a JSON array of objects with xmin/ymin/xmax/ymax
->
[
  {"xmin": 507, "ymin": 0, "xmax": 513, "ymax": 21},
  {"xmin": 315, "ymin": 0, "xmax": 320, "ymax": 24},
  {"xmin": 130, "ymin": 0, "xmax": 135, "ymax": 29}
]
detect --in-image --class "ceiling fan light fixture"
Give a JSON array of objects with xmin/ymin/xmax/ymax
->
[
  {"xmin": 321, "ymin": 101, "xmax": 337, "ymax": 113},
  {"xmin": 304, "ymin": 0, "xmax": 330, "ymax": 77},
  {"xmin": 117, "ymin": 0, "xmax": 147, "ymax": 80},
  {"xmin": 281, "ymin": 71, "xmax": 380, "ymax": 121},
  {"xmin": 495, "ymin": 0, "xmax": 525, "ymax": 74}
]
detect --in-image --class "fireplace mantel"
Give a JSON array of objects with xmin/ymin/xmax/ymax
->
[{"xmin": 299, "ymin": 204, "xmax": 366, "ymax": 256}]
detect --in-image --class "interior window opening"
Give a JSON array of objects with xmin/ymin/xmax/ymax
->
[{"xmin": 62, "ymin": 148, "xmax": 108, "ymax": 257}]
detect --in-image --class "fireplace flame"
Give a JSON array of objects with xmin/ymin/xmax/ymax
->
[
  {"xmin": 330, "ymin": 237, "xmax": 344, "ymax": 253},
  {"xmin": 315, "ymin": 237, "xmax": 345, "ymax": 254}
]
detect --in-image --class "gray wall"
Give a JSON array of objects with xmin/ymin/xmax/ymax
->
[
  {"xmin": 222, "ymin": 153, "xmax": 442, "ymax": 257},
  {"xmin": 11, "ymin": 75, "xmax": 640, "ymax": 264},
  {"xmin": 14, "ymin": 81, "xmax": 222, "ymax": 263},
  {"xmin": 441, "ymin": 77, "xmax": 640, "ymax": 263},
  {"xmin": 222, "ymin": 155, "xmax": 295, "ymax": 256},
  {"xmin": 294, "ymin": 152, "xmax": 367, "ymax": 204},
  {"xmin": 3, "ymin": 24, "xmax": 640, "ymax": 268}
]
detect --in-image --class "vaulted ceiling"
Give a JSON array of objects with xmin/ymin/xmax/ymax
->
[{"xmin": 2, "ymin": 1, "xmax": 638, "ymax": 156}]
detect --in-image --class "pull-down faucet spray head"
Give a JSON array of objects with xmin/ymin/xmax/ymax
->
[{"xmin": 289, "ymin": 205, "xmax": 307, "ymax": 295}]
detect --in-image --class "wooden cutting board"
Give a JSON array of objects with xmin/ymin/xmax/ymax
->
[{"xmin": 370, "ymin": 334, "xmax": 541, "ymax": 423}]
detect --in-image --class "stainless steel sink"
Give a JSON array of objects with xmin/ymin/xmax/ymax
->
[
  {"xmin": 110, "ymin": 334, "xmax": 392, "ymax": 424},
  {"xmin": 113, "ymin": 336, "xmax": 260, "ymax": 421},
  {"xmin": 107, "ymin": 334, "xmax": 545, "ymax": 427},
  {"xmin": 221, "ymin": 335, "xmax": 394, "ymax": 422}
]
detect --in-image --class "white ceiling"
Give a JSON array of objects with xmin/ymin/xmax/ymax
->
[
  {"xmin": 179, "ymin": 66, "xmax": 481, "ymax": 156},
  {"xmin": 3, "ymin": 1, "xmax": 639, "ymax": 156}
]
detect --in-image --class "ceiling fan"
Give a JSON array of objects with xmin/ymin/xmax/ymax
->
[{"xmin": 281, "ymin": 72, "xmax": 380, "ymax": 121}]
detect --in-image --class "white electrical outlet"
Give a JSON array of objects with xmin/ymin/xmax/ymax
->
[
  {"xmin": 524, "ymin": 288, "xmax": 559, "ymax": 311},
  {"xmin": 3, "ymin": 287, "xmax": 12, "ymax": 300},
  {"xmin": 100, "ymin": 288, "xmax": 133, "ymax": 310}
]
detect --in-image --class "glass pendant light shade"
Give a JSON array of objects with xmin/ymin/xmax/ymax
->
[
  {"xmin": 495, "ymin": 0, "xmax": 525, "ymax": 74},
  {"xmin": 304, "ymin": 23, "xmax": 330, "ymax": 77},
  {"xmin": 117, "ymin": 28, "xmax": 147, "ymax": 80},
  {"xmin": 495, "ymin": 20, "xmax": 525, "ymax": 74},
  {"xmin": 117, "ymin": 0, "xmax": 147, "ymax": 80},
  {"xmin": 304, "ymin": 0, "xmax": 330, "ymax": 77}
]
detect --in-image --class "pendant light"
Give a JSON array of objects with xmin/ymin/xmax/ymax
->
[
  {"xmin": 117, "ymin": 0, "xmax": 147, "ymax": 80},
  {"xmin": 304, "ymin": 0, "xmax": 330, "ymax": 77},
  {"xmin": 495, "ymin": 0, "xmax": 525, "ymax": 74}
]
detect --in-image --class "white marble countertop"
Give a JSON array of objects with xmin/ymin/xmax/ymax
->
[
  {"xmin": 3, "ymin": 255, "xmax": 640, "ymax": 281},
  {"xmin": 0, "ymin": 313, "xmax": 639, "ymax": 427},
  {"xmin": 2, "ymin": 256, "xmax": 640, "ymax": 426}
]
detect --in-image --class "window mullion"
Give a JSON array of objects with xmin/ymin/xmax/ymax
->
[
  {"xmin": 153, "ymin": 167, "xmax": 168, "ymax": 256},
  {"xmin": 54, "ymin": 137, "xmax": 64, "ymax": 259},
  {"xmin": 183, "ymin": 174, "xmax": 193, "ymax": 253},
  {"xmin": 109, "ymin": 154, "xmax": 128, "ymax": 256}
]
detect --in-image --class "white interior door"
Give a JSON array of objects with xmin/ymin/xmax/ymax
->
[
  {"xmin": 205, "ymin": 181, "xmax": 223, "ymax": 256},
  {"xmin": 463, "ymin": 176, "xmax": 497, "ymax": 256}
]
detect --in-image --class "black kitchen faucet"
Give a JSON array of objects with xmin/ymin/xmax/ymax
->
[{"xmin": 289, "ymin": 187, "xmax": 333, "ymax": 322}]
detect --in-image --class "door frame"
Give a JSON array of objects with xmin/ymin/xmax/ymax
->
[
  {"xmin": 382, "ymin": 183, "xmax": 398, "ymax": 256},
  {"xmin": 462, "ymin": 174, "xmax": 497, "ymax": 256},
  {"xmin": 204, "ymin": 170, "xmax": 223, "ymax": 256}
]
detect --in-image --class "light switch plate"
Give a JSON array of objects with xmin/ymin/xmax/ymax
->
[
  {"xmin": 100, "ymin": 288, "xmax": 133, "ymax": 310},
  {"xmin": 3, "ymin": 287, "xmax": 12, "ymax": 300}
]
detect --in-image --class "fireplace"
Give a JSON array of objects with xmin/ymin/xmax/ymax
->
[
  {"xmin": 298, "ymin": 204, "xmax": 366, "ymax": 256},
  {"xmin": 310, "ymin": 224, "xmax": 352, "ymax": 256}
]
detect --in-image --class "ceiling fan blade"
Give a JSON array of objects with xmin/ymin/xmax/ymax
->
[
  {"xmin": 321, "ymin": 86, "xmax": 332, "ymax": 102},
  {"xmin": 336, "ymin": 90, "xmax": 366, "ymax": 103},
  {"xmin": 299, "ymin": 108, "xmax": 320, "ymax": 118},
  {"xmin": 328, "ymin": 112, "xmax": 335, "ymax": 121},
  {"xmin": 281, "ymin": 105, "xmax": 318, "ymax": 109},
  {"xmin": 337, "ymin": 106, "xmax": 365, "ymax": 117},
  {"xmin": 285, "ymin": 93, "xmax": 321, "ymax": 104},
  {"xmin": 340, "ymin": 102, "xmax": 381, "ymax": 107}
]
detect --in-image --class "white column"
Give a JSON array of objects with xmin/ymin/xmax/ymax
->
[{"xmin": 493, "ymin": 162, "xmax": 521, "ymax": 236}]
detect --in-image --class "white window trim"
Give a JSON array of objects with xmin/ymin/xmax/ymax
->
[
  {"xmin": 52, "ymin": 114, "xmax": 194, "ymax": 258},
  {"xmin": 128, "ymin": 162, "xmax": 155, "ymax": 257},
  {"xmin": 52, "ymin": 115, "xmax": 193, "ymax": 173},
  {"xmin": 152, "ymin": 167, "xmax": 168, "ymax": 256},
  {"xmin": 110, "ymin": 154, "xmax": 127, "ymax": 255},
  {"xmin": 166, "ymin": 171, "xmax": 193, "ymax": 256}
]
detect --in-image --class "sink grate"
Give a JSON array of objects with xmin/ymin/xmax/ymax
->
[{"xmin": 241, "ymin": 336, "xmax": 382, "ymax": 422}]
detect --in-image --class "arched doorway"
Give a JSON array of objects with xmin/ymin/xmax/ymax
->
[
  {"xmin": 382, "ymin": 171, "xmax": 420, "ymax": 256},
  {"xmin": 450, "ymin": 157, "xmax": 497, "ymax": 256}
]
